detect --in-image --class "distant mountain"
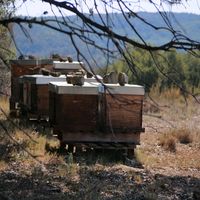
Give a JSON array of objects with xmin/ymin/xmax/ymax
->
[{"xmin": 13, "ymin": 12, "xmax": 200, "ymax": 67}]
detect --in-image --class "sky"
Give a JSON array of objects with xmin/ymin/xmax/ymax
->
[{"xmin": 15, "ymin": 0, "xmax": 200, "ymax": 17}]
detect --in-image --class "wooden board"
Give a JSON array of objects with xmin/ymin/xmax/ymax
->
[
  {"xmin": 10, "ymin": 61, "xmax": 53, "ymax": 112},
  {"xmin": 37, "ymin": 85, "xmax": 49, "ymax": 116},
  {"xmin": 22, "ymin": 83, "xmax": 49, "ymax": 117},
  {"xmin": 23, "ymin": 81, "xmax": 31, "ymax": 110},
  {"xmin": 10, "ymin": 77, "xmax": 22, "ymax": 109},
  {"xmin": 104, "ymin": 94, "xmax": 143, "ymax": 132},
  {"xmin": 50, "ymin": 93, "xmax": 99, "ymax": 132},
  {"xmin": 72, "ymin": 143, "xmax": 136, "ymax": 149},
  {"xmin": 49, "ymin": 91, "xmax": 57, "ymax": 125},
  {"xmin": 53, "ymin": 128, "xmax": 140, "ymax": 144}
]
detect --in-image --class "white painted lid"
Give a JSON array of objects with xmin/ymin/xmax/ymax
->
[
  {"xmin": 84, "ymin": 75, "xmax": 103, "ymax": 83},
  {"xmin": 102, "ymin": 84, "xmax": 145, "ymax": 95},
  {"xmin": 49, "ymin": 81, "xmax": 102, "ymax": 95},
  {"xmin": 53, "ymin": 61, "xmax": 84, "ymax": 70},
  {"xmin": 22, "ymin": 74, "xmax": 66, "ymax": 84}
]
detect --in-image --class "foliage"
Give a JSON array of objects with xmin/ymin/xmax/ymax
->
[
  {"xmin": 109, "ymin": 47, "xmax": 200, "ymax": 93},
  {"xmin": 159, "ymin": 50, "xmax": 186, "ymax": 91},
  {"xmin": 184, "ymin": 53, "xmax": 200, "ymax": 93},
  {"xmin": 0, "ymin": 0, "xmax": 15, "ymax": 63},
  {"xmin": 0, "ymin": 0, "xmax": 15, "ymax": 95}
]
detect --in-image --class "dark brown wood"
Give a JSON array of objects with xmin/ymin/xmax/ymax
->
[
  {"xmin": 23, "ymin": 81, "xmax": 31, "ymax": 110},
  {"xmin": 70, "ymin": 142, "xmax": 136, "ymax": 149},
  {"xmin": 49, "ymin": 91, "xmax": 56, "ymax": 125},
  {"xmin": 10, "ymin": 64, "xmax": 40, "ymax": 110},
  {"xmin": 104, "ymin": 94, "xmax": 143, "ymax": 131},
  {"xmin": 52, "ymin": 94, "xmax": 99, "ymax": 132},
  {"xmin": 49, "ymin": 87, "xmax": 144, "ymax": 149},
  {"xmin": 10, "ymin": 62, "xmax": 53, "ymax": 113},
  {"xmin": 53, "ymin": 129, "xmax": 140, "ymax": 144},
  {"xmin": 23, "ymin": 83, "xmax": 49, "ymax": 118},
  {"xmin": 37, "ymin": 85, "xmax": 49, "ymax": 116}
]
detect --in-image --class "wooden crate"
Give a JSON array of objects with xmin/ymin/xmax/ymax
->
[
  {"xmin": 9, "ymin": 59, "xmax": 53, "ymax": 111},
  {"xmin": 21, "ymin": 75, "xmax": 66, "ymax": 119},
  {"xmin": 101, "ymin": 84, "xmax": 145, "ymax": 133},
  {"xmin": 49, "ymin": 82, "xmax": 100, "ymax": 132}
]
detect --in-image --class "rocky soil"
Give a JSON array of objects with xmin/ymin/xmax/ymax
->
[{"xmin": 0, "ymin": 160, "xmax": 199, "ymax": 200}]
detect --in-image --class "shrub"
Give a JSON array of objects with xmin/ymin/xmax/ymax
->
[
  {"xmin": 175, "ymin": 129, "xmax": 193, "ymax": 144},
  {"xmin": 159, "ymin": 134, "xmax": 176, "ymax": 152}
]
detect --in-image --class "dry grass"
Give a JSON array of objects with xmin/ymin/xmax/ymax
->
[
  {"xmin": 8, "ymin": 127, "xmax": 79, "ymax": 176},
  {"xmin": 140, "ymin": 86, "xmax": 200, "ymax": 171},
  {"xmin": 175, "ymin": 128, "xmax": 193, "ymax": 144},
  {"xmin": 149, "ymin": 85, "xmax": 183, "ymax": 103},
  {"xmin": 135, "ymin": 147, "xmax": 160, "ymax": 168},
  {"xmin": 158, "ymin": 128, "xmax": 193, "ymax": 152},
  {"xmin": 159, "ymin": 133, "xmax": 177, "ymax": 152},
  {"xmin": 0, "ymin": 160, "xmax": 8, "ymax": 171},
  {"xmin": 0, "ymin": 96, "xmax": 9, "ymax": 118},
  {"xmin": 147, "ymin": 85, "xmax": 200, "ymax": 119},
  {"xmin": 0, "ymin": 96, "xmax": 79, "ymax": 176},
  {"xmin": 12, "ymin": 129, "xmax": 47, "ymax": 158}
]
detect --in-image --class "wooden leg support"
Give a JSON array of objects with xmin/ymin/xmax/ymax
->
[
  {"xmin": 67, "ymin": 144, "xmax": 74, "ymax": 153},
  {"xmin": 127, "ymin": 148, "xmax": 135, "ymax": 159},
  {"xmin": 59, "ymin": 142, "xmax": 67, "ymax": 153}
]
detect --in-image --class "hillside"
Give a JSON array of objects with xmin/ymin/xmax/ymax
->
[{"xmin": 13, "ymin": 12, "xmax": 200, "ymax": 66}]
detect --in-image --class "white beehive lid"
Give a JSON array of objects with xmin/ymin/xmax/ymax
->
[
  {"xmin": 102, "ymin": 84, "xmax": 145, "ymax": 95},
  {"xmin": 53, "ymin": 61, "xmax": 84, "ymax": 70},
  {"xmin": 84, "ymin": 75, "xmax": 103, "ymax": 83},
  {"xmin": 22, "ymin": 74, "xmax": 66, "ymax": 85},
  {"xmin": 49, "ymin": 81, "xmax": 103, "ymax": 95}
]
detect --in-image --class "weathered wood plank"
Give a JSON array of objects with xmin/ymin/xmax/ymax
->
[
  {"xmin": 22, "ymin": 84, "xmax": 49, "ymax": 117},
  {"xmin": 10, "ymin": 61, "xmax": 53, "ymax": 113},
  {"xmin": 53, "ymin": 128, "xmax": 140, "ymax": 144},
  {"xmin": 54, "ymin": 94, "xmax": 99, "ymax": 131},
  {"xmin": 37, "ymin": 85, "xmax": 49, "ymax": 116},
  {"xmin": 71, "ymin": 142, "xmax": 136, "ymax": 149},
  {"xmin": 105, "ymin": 94, "xmax": 143, "ymax": 130},
  {"xmin": 49, "ymin": 91, "xmax": 56, "ymax": 125}
]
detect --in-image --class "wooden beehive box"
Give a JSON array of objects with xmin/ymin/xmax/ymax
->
[
  {"xmin": 9, "ymin": 59, "xmax": 53, "ymax": 112},
  {"xmin": 49, "ymin": 82, "xmax": 145, "ymax": 146},
  {"xmin": 21, "ymin": 74, "xmax": 66, "ymax": 119},
  {"xmin": 49, "ymin": 82, "xmax": 104, "ymax": 143},
  {"xmin": 101, "ymin": 84, "xmax": 145, "ymax": 133},
  {"xmin": 49, "ymin": 82, "xmax": 100, "ymax": 131}
]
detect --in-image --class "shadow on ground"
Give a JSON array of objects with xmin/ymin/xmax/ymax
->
[{"xmin": 0, "ymin": 161, "xmax": 199, "ymax": 200}]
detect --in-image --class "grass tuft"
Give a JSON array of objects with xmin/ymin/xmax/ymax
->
[
  {"xmin": 159, "ymin": 133, "xmax": 176, "ymax": 152},
  {"xmin": 175, "ymin": 128, "xmax": 193, "ymax": 144},
  {"xmin": 0, "ymin": 96, "xmax": 9, "ymax": 118},
  {"xmin": 0, "ymin": 160, "xmax": 8, "ymax": 171},
  {"xmin": 159, "ymin": 127, "xmax": 194, "ymax": 152}
]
